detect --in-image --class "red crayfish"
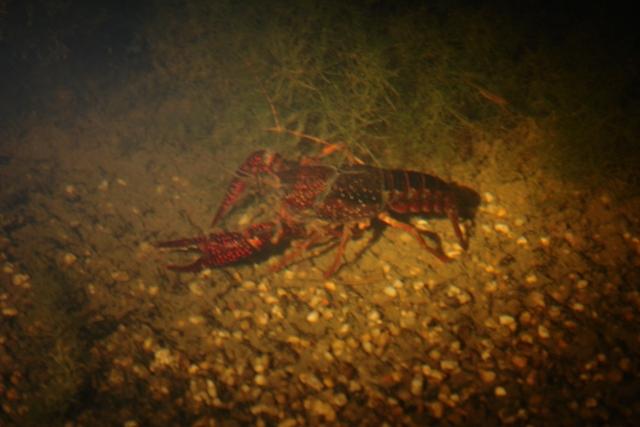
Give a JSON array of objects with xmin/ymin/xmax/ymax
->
[{"xmin": 157, "ymin": 146, "xmax": 480, "ymax": 277}]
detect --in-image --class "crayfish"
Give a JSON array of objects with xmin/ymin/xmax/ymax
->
[
  {"xmin": 156, "ymin": 97, "xmax": 480, "ymax": 277},
  {"xmin": 156, "ymin": 146, "xmax": 479, "ymax": 277}
]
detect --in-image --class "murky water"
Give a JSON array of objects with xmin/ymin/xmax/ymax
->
[{"xmin": 2, "ymin": 1, "xmax": 640, "ymax": 426}]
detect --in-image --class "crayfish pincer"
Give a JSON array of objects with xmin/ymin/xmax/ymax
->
[{"xmin": 157, "ymin": 148, "xmax": 480, "ymax": 277}]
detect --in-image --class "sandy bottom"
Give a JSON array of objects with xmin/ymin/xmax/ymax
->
[{"xmin": 1, "ymin": 120, "xmax": 639, "ymax": 426}]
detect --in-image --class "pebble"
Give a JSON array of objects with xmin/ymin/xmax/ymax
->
[
  {"xmin": 512, "ymin": 355, "xmax": 528, "ymax": 369},
  {"xmin": 64, "ymin": 184, "xmax": 78, "ymax": 199},
  {"xmin": 537, "ymin": 324, "xmax": 550, "ymax": 339},
  {"xmin": 494, "ymin": 386, "xmax": 507, "ymax": 397},
  {"xmin": 189, "ymin": 282, "xmax": 204, "ymax": 297},
  {"xmin": 428, "ymin": 401, "xmax": 444, "ymax": 418},
  {"xmin": 62, "ymin": 252, "xmax": 77, "ymax": 267},
  {"xmin": 496, "ymin": 207, "xmax": 508, "ymax": 218},
  {"xmin": 479, "ymin": 369, "xmax": 496, "ymax": 383},
  {"xmin": 306, "ymin": 310, "xmax": 320, "ymax": 323},
  {"xmin": 483, "ymin": 192, "xmax": 495, "ymax": 203},
  {"xmin": 12, "ymin": 274, "xmax": 29, "ymax": 286},
  {"xmin": 571, "ymin": 302, "xmax": 585, "ymax": 312},
  {"xmin": 2, "ymin": 307, "xmax": 18, "ymax": 317},
  {"xmin": 299, "ymin": 372, "xmax": 323, "ymax": 391},
  {"xmin": 516, "ymin": 236, "xmax": 528, "ymax": 246},
  {"xmin": 331, "ymin": 393, "xmax": 347, "ymax": 407},
  {"xmin": 383, "ymin": 286, "xmax": 398, "ymax": 298},
  {"xmin": 111, "ymin": 271, "xmax": 130, "ymax": 282},
  {"xmin": 324, "ymin": 281, "xmax": 336, "ymax": 292},
  {"xmin": 440, "ymin": 360, "xmax": 459, "ymax": 372},
  {"xmin": 98, "ymin": 180, "xmax": 109, "ymax": 191},
  {"xmin": 254, "ymin": 374, "xmax": 267, "ymax": 386},
  {"xmin": 367, "ymin": 310, "xmax": 381, "ymax": 323},
  {"xmin": 305, "ymin": 398, "xmax": 335, "ymax": 422},
  {"xmin": 525, "ymin": 273, "xmax": 537, "ymax": 285},
  {"xmin": 188, "ymin": 315, "xmax": 205, "ymax": 325},
  {"xmin": 498, "ymin": 315, "xmax": 517, "ymax": 331},
  {"xmin": 494, "ymin": 223, "xmax": 510, "ymax": 235},
  {"xmin": 485, "ymin": 281, "xmax": 498, "ymax": 293},
  {"xmin": 410, "ymin": 374, "xmax": 423, "ymax": 396},
  {"xmin": 539, "ymin": 236, "xmax": 551, "ymax": 247},
  {"xmin": 527, "ymin": 291, "xmax": 546, "ymax": 309}
]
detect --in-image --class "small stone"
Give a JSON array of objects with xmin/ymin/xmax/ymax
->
[
  {"xmin": 189, "ymin": 282, "xmax": 204, "ymax": 296},
  {"xmin": 440, "ymin": 360, "xmax": 459, "ymax": 372},
  {"xmin": 525, "ymin": 273, "xmax": 537, "ymax": 285},
  {"xmin": 188, "ymin": 315, "xmax": 205, "ymax": 325},
  {"xmin": 483, "ymin": 192, "xmax": 495, "ymax": 204},
  {"xmin": 64, "ymin": 184, "xmax": 78, "ymax": 199},
  {"xmin": 116, "ymin": 178, "xmax": 128, "ymax": 186},
  {"xmin": 2, "ymin": 307, "xmax": 18, "ymax": 317},
  {"xmin": 111, "ymin": 271, "xmax": 130, "ymax": 282},
  {"xmin": 299, "ymin": 372, "xmax": 323, "ymax": 391},
  {"xmin": 485, "ymin": 281, "xmax": 498, "ymax": 293},
  {"xmin": 98, "ymin": 180, "xmax": 109, "ymax": 191},
  {"xmin": 324, "ymin": 281, "xmax": 336, "ymax": 292},
  {"xmin": 571, "ymin": 302, "xmax": 585, "ymax": 312},
  {"xmin": 496, "ymin": 207, "xmax": 508, "ymax": 218},
  {"xmin": 306, "ymin": 310, "xmax": 320, "ymax": 323},
  {"xmin": 412, "ymin": 281, "xmax": 425, "ymax": 291},
  {"xmin": 410, "ymin": 374, "xmax": 423, "ymax": 396},
  {"xmin": 539, "ymin": 236, "xmax": 551, "ymax": 247},
  {"xmin": 537, "ymin": 324, "xmax": 550, "ymax": 339},
  {"xmin": 367, "ymin": 310, "xmax": 381, "ymax": 323},
  {"xmin": 512, "ymin": 355, "xmax": 528, "ymax": 369},
  {"xmin": 576, "ymin": 279, "xmax": 588, "ymax": 289},
  {"xmin": 62, "ymin": 252, "xmax": 77, "ymax": 267},
  {"xmin": 499, "ymin": 315, "xmax": 517, "ymax": 331},
  {"xmin": 516, "ymin": 236, "xmax": 528, "ymax": 246},
  {"xmin": 494, "ymin": 386, "xmax": 507, "ymax": 397},
  {"xmin": 428, "ymin": 401, "xmax": 444, "ymax": 419},
  {"xmin": 494, "ymin": 223, "xmax": 510, "ymax": 235},
  {"xmin": 479, "ymin": 369, "xmax": 496, "ymax": 383},
  {"xmin": 527, "ymin": 291, "xmax": 546, "ymax": 309},
  {"xmin": 305, "ymin": 398, "xmax": 335, "ymax": 422},
  {"xmin": 254, "ymin": 374, "xmax": 267, "ymax": 386},
  {"xmin": 331, "ymin": 393, "xmax": 347, "ymax": 407},
  {"xmin": 383, "ymin": 286, "xmax": 398, "ymax": 298},
  {"xmin": 12, "ymin": 273, "xmax": 29, "ymax": 286}
]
